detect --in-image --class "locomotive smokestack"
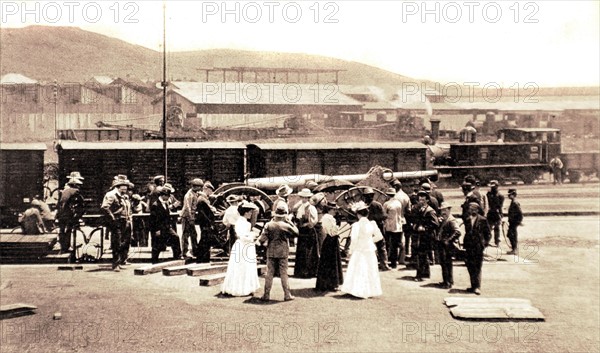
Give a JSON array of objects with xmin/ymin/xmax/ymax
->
[{"xmin": 430, "ymin": 118, "xmax": 441, "ymax": 143}]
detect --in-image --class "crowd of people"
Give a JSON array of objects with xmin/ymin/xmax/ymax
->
[
  {"xmin": 216, "ymin": 175, "xmax": 524, "ymax": 300},
  {"xmin": 18, "ymin": 170, "xmax": 524, "ymax": 300}
]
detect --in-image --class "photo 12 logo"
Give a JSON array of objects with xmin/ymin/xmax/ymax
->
[
  {"xmin": 201, "ymin": 1, "xmax": 340, "ymax": 24},
  {"xmin": 1, "ymin": 1, "xmax": 140, "ymax": 24},
  {"xmin": 201, "ymin": 321, "xmax": 340, "ymax": 345},
  {"xmin": 401, "ymin": 1, "xmax": 540, "ymax": 24},
  {"xmin": 401, "ymin": 321, "xmax": 539, "ymax": 343}
]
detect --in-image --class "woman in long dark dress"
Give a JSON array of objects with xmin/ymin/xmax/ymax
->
[
  {"xmin": 293, "ymin": 188, "xmax": 319, "ymax": 278},
  {"xmin": 315, "ymin": 201, "xmax": 344, "ymax": 291}
]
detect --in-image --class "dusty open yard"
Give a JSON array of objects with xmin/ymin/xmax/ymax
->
[{"xmin": 1, "ymin": 216, "xmax": 599, "ymax": 353}]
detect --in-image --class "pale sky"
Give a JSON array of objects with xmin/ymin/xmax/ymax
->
[{"xmin": 2, "ymin": 0, "xmax": 599, "ymax": 86}]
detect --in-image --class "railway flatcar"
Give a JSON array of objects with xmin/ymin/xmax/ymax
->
[
  {"xmin": 433, "ymin": 128, "xmax": 561, "ymax": 184},
  {"xmin": 56, "ymin": 141, "xmax": 246, "ymax": 214},
  {"xmin": 247, "ymin": 142, "xmax": 428, "ymax": 178},
  {"xmin": 0, "ymin": 143, "xmax": 46, "ymax": 227}
]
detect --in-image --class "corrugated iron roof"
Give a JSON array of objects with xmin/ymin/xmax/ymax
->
[
  {"xmin": 58, "ymin": 141, "xmax": 246, "ymax": 150},
  {"xmin": 90, "ymin": 76, "xmax": 114, "ymax": 85},
  {"xmin": 457, "ymin": 95, "xmax": 600, "ymax": 111},
  {"xmin": 500, "ymin": 128, "xmax": 561, "ymax": 132},
  {"xmin": 0, "ymin": 142, "xmax": 47, "ymax": 150},
  {"xmin": 169, "ymin": 82, "xmax": 363, "ymax": 106},
  {"xmin": 362, "ymin": 101, "xmax": 399, "ymax": 110},
  {"xmin": 248, "ymin": 142, "xmax": 427, "ymax": 150},
  {"xmin": 0, "ymin": 73, "xmax": 38, "ymax": 84}
]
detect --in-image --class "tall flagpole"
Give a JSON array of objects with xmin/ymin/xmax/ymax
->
[{"xmin": 162, "ymin": 1, "xmax": 168, "ymax": 180}]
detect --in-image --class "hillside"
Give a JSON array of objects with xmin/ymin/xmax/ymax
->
[
  {"xmin": 0, "ymin": 26, "xmax": 427, "ymax": 90},
  {"xmin": 2, "ymin": 26, "xmax": 598, "ymax": 99}
]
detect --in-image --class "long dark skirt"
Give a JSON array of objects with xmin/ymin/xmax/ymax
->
[
  {"xmin": 294, "ymin": 227, "xmax": 319, "ymax": 278},
  {"xmin": 315, "ymin": 235, "xmax": 344, "ymax": 291}
]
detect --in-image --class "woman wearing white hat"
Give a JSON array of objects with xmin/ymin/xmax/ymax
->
[
  {"xmin": 221, "ymin": 201, "xmax": 261, "ymax": 296},
  {"xmin": 341, "ymin": 201, "xmax": 382, "ymax": 299}
]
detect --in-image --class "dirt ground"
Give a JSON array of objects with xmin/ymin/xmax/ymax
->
[{"xmin": 1, "ymin": 216, "xmax": 599, "ymax": 353}]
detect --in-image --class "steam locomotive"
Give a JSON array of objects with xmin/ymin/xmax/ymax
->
[{"xmin": 430, "ymin": 127, "xmax": 598, "ymax": 184}]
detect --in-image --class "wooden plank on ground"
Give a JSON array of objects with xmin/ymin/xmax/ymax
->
[
  {"xmin": 446, "ymin": 297, "xmax": 545, "ymax": 321},
  {"xmin": 450, "ymin": 305, "xmax": 545, "ymax": 321},
  {"xmin": 0, "ymin": 303, "xmax": 37, "ymax": 319},
  {"xmin": 444, "ymin": 297, "xmax": 532, "ymax": 307},
  {"xmin": 134, "ymin": 260, "xmax": 185, "ymax": 275},
  {"xmin": 198, "ymin": 273, "xmax": 226, "ymax": 286},
  {"xmin": 162, "ymin": 263, "xmax": 211, "ymax": 276},
  {"xmin": 450, "ymin": 306, "xmax": 507, "ymax": 319},
  {"xmin": 0, "ymin": 234, "xmax": 56, "ymax": 243},
  {"xmin": 506, "ymin": 307, "xmax": 545, "ymax": 320},
  {"xmin": 57, "ymin": 265, "xmax": 83, "ymax": 271},
  {"xmin": 186, "ymin": 265, "xmax": 228, "ymax": 277}
]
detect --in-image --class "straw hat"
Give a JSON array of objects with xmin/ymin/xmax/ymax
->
[
  {"xmin": 297, "ymin": 188, "xmax": 313, "ymax": 198},
  {"xmin": 276, "ymin": 184, "xmax": 293, "ymax": 197}
]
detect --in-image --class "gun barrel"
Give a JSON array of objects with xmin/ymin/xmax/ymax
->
[{"xmin": 246, "ymin": 170, "xmax": 438, "ymax": 191}]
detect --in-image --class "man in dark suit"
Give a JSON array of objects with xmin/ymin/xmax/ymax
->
[
  {"xmin": 258, "ymin": 205, "xmax": 299, "ymax": 302},
  {"xmin": 463, "ymin": 202, "xmax": 491, "ymax": 295},
  {"xmin": 149, "ymin": 187, "xmax": 182, "ymax": 263},
  {"xmin": 507, "ymin": 188, "xmax": 523, "ymax": 255},
  {"xmin": 437, "ymin": 202, "xmax": 461, "ymax": 289},
  {"xmin": 413, "ymin": 191, "xmax": 439, "ymax": 281},
  {"xmin": 486, "ymin": 180, "xmax": 505, "ymax": 247}
]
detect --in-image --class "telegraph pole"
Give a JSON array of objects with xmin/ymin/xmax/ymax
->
[
  {"xmin": 53, "ymin": 80, "xmax": 58, "ymax": 139},
  {"xmin": 161, "ymin": 1, "xmax": 168, "ymax": 180}
]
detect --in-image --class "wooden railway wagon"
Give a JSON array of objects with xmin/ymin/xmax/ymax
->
[
  {"xmin": 247, "ymin": 142, "xmax": 429, "ymax": 178},
  {"xmin": 561, "ymin": 151, "xmax": 600, "ymax": 182},
  {"xmin": 56, "ymin": 141, "xmax": 246, "ymax": 214},
  {"xmin": 0, "ymin": 143, "xmax": 46, "ymax": 227},
  {"xmin": 434, "ymin": 128, "xmax": 562, "ymax": 184}
]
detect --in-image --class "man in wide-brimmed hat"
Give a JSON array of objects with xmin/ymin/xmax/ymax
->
[
  {"xmin": 146, "ymin": 175, "xmax": 166, "ymax": 211},
  {"xmin": 56, "ymin": 177, "xmax": 85, "ymax": 253},
  {"xmin": 383, "ymin": 187, "xmax": 408, "ymax": 268},
  {"xmin": 180, "ymin": 178, "xmax": 204, "ymax": 258},
  {"xmin": 460, "ymin": 181, "xmax": 483, "ymax": 224},
  {"xmin": 66, "ymin": 171, "xmax": 85, "ymax": 182},
  {"xmin": 101, "ymin": 177, "xmax": 133, "ymax": 271},
  {"xmin": 112, "ymin": 175, "xmax": 135, "ymax": 264},
  {"xmin": 273, "ymin": 184, "xmax": 292, "ymax": 214},
  {"xmin": 149, "ymin": 186, "xmax": 182, "ymax": 263},
  {"xmin": 259, "ymin": 204, "xmax": 299, "ymax": 301}
]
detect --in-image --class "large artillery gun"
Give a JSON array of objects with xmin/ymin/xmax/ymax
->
[{"xmin": 208, "ymin": 166, "xmax": 434, "ymax": 249}]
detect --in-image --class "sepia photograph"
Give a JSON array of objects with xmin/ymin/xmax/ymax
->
[{"xmin": 0, "ymin": 1, "xmax": 599, "ymax": 352}]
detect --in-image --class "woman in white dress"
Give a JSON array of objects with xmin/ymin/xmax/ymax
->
[
  {"xmin": 221, "ymin": 201, "xmax": 261, "ymax": 296},
  {"xmin": 341, "ymin": 202, "xmax": 383, "ymax": 299}
]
